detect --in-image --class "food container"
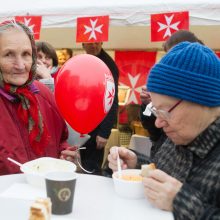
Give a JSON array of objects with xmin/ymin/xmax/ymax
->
[
  {"xmin": 112, "ymin": 169, "xmax": 144, "ymax": 199},
  {"xmin": 20, "ymin": 157, "xmax": 77, "ymax": 188}
]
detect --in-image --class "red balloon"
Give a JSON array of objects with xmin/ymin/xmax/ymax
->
[{"xmin": 55, "ymin": 54, "xmax": 115, "ymax": 134}]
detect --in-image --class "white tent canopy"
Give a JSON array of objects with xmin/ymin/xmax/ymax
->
[{"xmin": 1, "ymin": 0, "xmax": 220, "ymax": 49}]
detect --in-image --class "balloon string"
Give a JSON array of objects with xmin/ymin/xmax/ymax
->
[
  {"xmin": 76, "ymin": 158, "xmax": 95, "ymax": 174},
  {"xmin": 76, "ymin": 147, "xmax": 95, "ymax": 174}
]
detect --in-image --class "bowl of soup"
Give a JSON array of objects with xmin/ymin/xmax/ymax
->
[
  {"xmin": 20, "ymin": 157, "xmax": 77, "ymax": 188},
  {"xmin": 112, "ymin": 169, "xmax": 144, "ymax": 199}
]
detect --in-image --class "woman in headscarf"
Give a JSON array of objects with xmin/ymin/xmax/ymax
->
[
  {"xmin": 108, "ymin": 42, "xmax": 220, "ymax": 219},
  {"xmin": 0, "ymin": 20, "xmax": 76, "ymax": 175}
]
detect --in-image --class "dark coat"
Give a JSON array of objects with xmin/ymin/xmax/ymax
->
[
  {"xmin": 91, "ymin": 49, "xmax": 119, "ymax": 139},
  {"xmin": 137, "ymin": 118, "xmax": 220, "ymax": 220}
]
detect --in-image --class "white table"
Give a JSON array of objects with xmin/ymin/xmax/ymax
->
[
  {"xmin": 129, "ymin": 134, "xmax": 152, "ymax": 157},
  {"xmin": 0, "ymin": 174, "xmax": 173, "ymax": 220}
]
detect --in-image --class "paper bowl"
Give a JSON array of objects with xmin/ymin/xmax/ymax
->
[
  {"xmin": 20, "ymin": 157, "xmax": 76, "ymax": 188},
  {"xmin": 112, "ymin": 169, "xmax": 144, "ymax": 199}
]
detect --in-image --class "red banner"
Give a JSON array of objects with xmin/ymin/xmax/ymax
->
[
  {"xmin": 116, "ymin": 51, "xmax": 157, "ymax": 105},
  {"xmin": 15, "ymin": 16, "xmax": 42, "ymax": 40},
  {"xmin": 115, "ymin": 51, "xmax": 156, "ymax": 124},
  {"xmin": 76, "ymin": 15, "xmax": 109, "ymax": 43},
  {"xmin": 151, "ymin": 11, "xmax": 189, "ymax": 42}
]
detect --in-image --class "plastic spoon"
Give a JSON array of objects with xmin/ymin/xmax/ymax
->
[
  {"xmin": 7, "ymin": 157, "xmax": 22, "ymax": 167},
  {"xmin": 117, "ymin": 148, "xmax": 122, "ymax": 178}
]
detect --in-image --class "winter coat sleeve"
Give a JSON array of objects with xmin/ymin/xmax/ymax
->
[{"xmin": 173, "ymin": 183, "xmax": 220, "ymax": 220}]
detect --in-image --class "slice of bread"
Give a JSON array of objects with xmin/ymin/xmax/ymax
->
[
  {"xmin": 140, "ymin": 163, "xmax": 156, "ymax": 177},
  {"xmin": 29, "ymin": 198, "xmax": 51, "ymax": 220}
]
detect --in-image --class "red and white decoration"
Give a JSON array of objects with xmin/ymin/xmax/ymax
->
[
  {"xmin": 151, "ymin": 11, "xmax": 189, "ymax": 42},
  {"xmin": 15, "ymin": 16, "xmax": 42, "ymax": 40},
  {"xmin": 104, "ymin": 72, "xmax": 115, "ymax": 113},
  {"xmin": 115, "ymin": 51, "xmax": 157, "ymax": 105},
  {"xmin": 76, "ymin": 15, "xmax": 109, "ymax": 43}
]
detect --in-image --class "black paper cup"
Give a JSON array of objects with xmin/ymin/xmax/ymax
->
[{"xmin": 45, "ymin": 171, "xmax": 77, "ymax": 215}]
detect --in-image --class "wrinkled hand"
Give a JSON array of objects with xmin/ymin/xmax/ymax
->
[
  {"xmin": 108, "ymin": 146, "xmax": 137, "ymax": 172},
  {"xmin": 140, "ymin": 86, "xmax": 151, "ymax": 105},
  {"xmin": 60, "ymin": 146, "xmax": 80, "ymax": 163},
  {"xmin": 36, "ymin": 60, "xmax": 52, "ymax": 79},
  {"xmin": 143, "ymin": 169, "xmax": 183, "ymax": 211},
  {"xmin": 96, "ymin": 135, "xmax": 107, "ymax": 150}
]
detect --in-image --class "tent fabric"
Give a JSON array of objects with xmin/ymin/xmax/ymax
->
[{"xmin": 1, "ymin": 0, "xmax": 220, "ymax": 28}]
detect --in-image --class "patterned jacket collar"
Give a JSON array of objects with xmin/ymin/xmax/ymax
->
[{"xmin": 182, "ymin": 118, "xmax": 220, "ymax": 158}]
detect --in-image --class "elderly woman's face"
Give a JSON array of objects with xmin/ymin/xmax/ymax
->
[
  {"xmin": 0, "ymin": 28, "xmax": 32, "ymax": 86},
  {"xmin": 150, "ymin": 92, "xmax": 212, "ymax": 145}
]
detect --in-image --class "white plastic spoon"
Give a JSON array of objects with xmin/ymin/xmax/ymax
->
[
  {"xmin": 7, "ymin": 157, "xmax": 22, "ymax": 167},
  {"xmin": 116, "ymin": 148, "xmax": 122, "ymax": 178}
]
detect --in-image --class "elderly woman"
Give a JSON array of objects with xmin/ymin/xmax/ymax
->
[
  {"xmin": 108, "ymin": 42, "xmax": 220, "ymax": 219},
  {"xmin": 0, "ymin": 20, "xmax": 76, "ymax": 175},
  {"xmin": 140, "ymin": 30, "xmax": 204, "ymax": 158}
]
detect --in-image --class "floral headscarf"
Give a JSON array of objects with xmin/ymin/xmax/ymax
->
[{"xmin": 0, "ymin": 20, "xmax": 49, "ymax": 155}]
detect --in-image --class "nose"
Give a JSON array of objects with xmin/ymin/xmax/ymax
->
[
  {"xmin": 154, "ymin": 117, "xmax": 168, "ymax": 129},
  {"xmin": 39, "ymin": 56, "xmax": 47, "ymax": 65},
  {"xmin": 14, "ymin": 56, "xmax": 25, "ymax": 69}
]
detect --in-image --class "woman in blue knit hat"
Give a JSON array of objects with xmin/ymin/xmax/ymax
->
[{"xmin": 108, "ymin": 42, "xmax": 220, "ymax": 220}]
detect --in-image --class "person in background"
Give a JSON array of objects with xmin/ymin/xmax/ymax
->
[
  {"xmin": 57, "ymin": 48, "xmax": 73, "ymax": 67},
  {"xmin": 140, "ymin": 30, "xmax": 204, "ymax": 158},
  {"xmin": 81, "ymin": 42, "xmax": 119, "ymax": 175},
  {"xmin": 0, "ymin": 20, "xmax": 76, "ymax": 175},
  {"xmin": 108, "ymin": 42, "xmax": 220, "ymax": 219},
  {"xmin": 36, "ymin": 41, "xmax": 59, "ymax": 80},
  {"xmin": 62, "ymin": 48, "xmax": 73, "ymax": 61}
]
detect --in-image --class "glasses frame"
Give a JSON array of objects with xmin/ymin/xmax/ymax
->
[{"xmin": 147, "ymin": 100, "xmax": 182, "ymax": 120}]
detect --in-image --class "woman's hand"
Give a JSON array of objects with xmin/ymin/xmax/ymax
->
[
  {"xmin": 96, "ymin": 135, "xmax": 107, "ymax": 150},
  {"xmin": 143, "ymin": 169, "xmax": 183, "ymax": 211},
  {"xmin": 108, "ymin": 146, "xmax": 137, "ymax": 172},
  {"xmin": 60, "ymin": 147, "xmax": 80, "ymax": 163},
  {"xmin": 36, "ymin": 60, "xmax": 52, "ymax": 79}
]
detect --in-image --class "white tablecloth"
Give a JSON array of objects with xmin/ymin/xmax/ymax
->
[{"xmin": 0, "ymin": 173, "xmax": 173, "ymax": 220}]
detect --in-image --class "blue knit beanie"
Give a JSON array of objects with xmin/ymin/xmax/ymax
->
[{"xmin": 147, "ymin": 42, "xmax": 220, "ymax": 107}]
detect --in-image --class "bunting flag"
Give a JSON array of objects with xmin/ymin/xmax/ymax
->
[
  {"xmin": 76, "ymin": 15, "xmax": 109, "ymax": 43},
  {"xmin": 151, "ymin": 11, "xmax": 189, "ymax": 42},
  {"xmin": 15, "ymin": 16, "xmax": 42, "ymax": 40}
]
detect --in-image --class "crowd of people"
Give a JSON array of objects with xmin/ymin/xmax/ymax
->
[{"xmin": 1, "ymin": 19, "xmax": 220, "ymax": 219}]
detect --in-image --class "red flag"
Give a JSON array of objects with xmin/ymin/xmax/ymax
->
[
  {"xmin": 115, "ymin": 51, "xmax": 156, "ymax": 124},
  {"xmin": 15, "ymin": 16, "xmax": 42, "ymax": 40},
  {"xmin": 76, "ymin": 15, "xmax": 109, "ymax": 43},
  {"xmin": 151, "ymin": 11, "xmax": 189, "ymax": 42},
  {"xmin": 115, "ymin": 51, "xmax": 157, "ymax": 105}
]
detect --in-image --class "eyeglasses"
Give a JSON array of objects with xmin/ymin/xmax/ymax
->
[{"xmin": 146, "ymin": 100, "xmax": 182, "ymax": 120}]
